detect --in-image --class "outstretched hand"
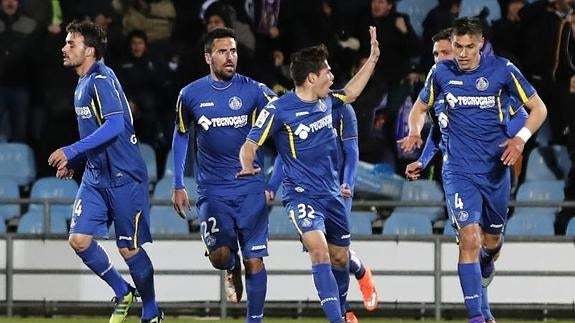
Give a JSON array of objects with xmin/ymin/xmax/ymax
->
[
  {"xmin": 397, "ymin": 135, "xmax": 423, "ymax": 152},
  {"xmin": 368, "ymin": 26, "xmax": 380, "ymax": 62}
]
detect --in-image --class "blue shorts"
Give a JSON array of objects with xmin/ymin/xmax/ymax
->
[
  {"xmin": 443, "ymin": 168, "xmax": 510, "ymax": 235},
  {"xmin": 70, "ymin": 180, "xmax": 152, "ymax": 249},
  {"xmin": 196, "ymin": 193, "xmax": 269, "ymax": 259},
  {"xmin": 283, "ymin": 195, "xmax": 350, "ymax": 247}
]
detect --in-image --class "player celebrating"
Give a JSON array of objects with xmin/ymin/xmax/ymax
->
[
  {"xmin": 238, "ymin": 26, "xmax": 380, "ymax": 323},
  {"xmin": 171, "ymin": 27, "xmax": 277, "ymax": 322},
  {"xmin": 400, "ymin": 17, "xmax": 547, "ymax": 323},
  {"xmin": 49, "ymin": 21, "xmax": 162, "ymax": 323}
]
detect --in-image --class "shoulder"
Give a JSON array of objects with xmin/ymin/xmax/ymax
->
[{"xmin": 182, "ymin": 76, "xmax": 209, "ymax": 95}]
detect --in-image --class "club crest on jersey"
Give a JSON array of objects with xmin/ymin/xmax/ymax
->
[
  {"xmin": 228, "ymin": 96, "xmax": 242, "ymax": 110},
  {"xmin": 205, "ymin": 235, "xmax": 216, "ymax": 247},
  {"xmin": 458, "ymin": 211, "xmax": 469, "ymax": 222},
  {"xmin": 475, "ymin": 77, "xmax": 489, "ymax": 91}
]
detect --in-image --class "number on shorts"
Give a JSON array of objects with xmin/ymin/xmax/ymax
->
[
  {"xmin": 73, "ymin": 199, "xmax": 82, "ymax": 216},
  {"xmin": 200, "ymin": 216, "xmax": 220, "ymax": 238},
  {"xmin": 296, "ymin": 203, "xmax": 316, "ymax": 219},
  {"xmin": 454, "ymin": 193, "xmax": 464, "ymax": 209}
]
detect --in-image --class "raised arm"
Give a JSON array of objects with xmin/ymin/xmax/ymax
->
[{"xmin": 343, "ymin": 26, "xmax": 380, "ymax": 103}]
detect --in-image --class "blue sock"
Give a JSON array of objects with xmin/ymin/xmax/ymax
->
[
  {"xmin": 312, "ymin": 263, "xmax": 342, "ymax": 323},
  {"xmin": 126, "ymin": 248, "xmax": 159, "ymax": 320},
  {"xmin": 349, "ymin": 250, "xmax": 365, "ymax": 280},
  {"xmin": 332, "ymin": 264, "xmax": 350, "ymax": 315},
  {"xmin": 77, "ymin": 240, "xmax": 128, "ymax": 298},
  {"xmin": 458, "ymin": 263, "xmax": 483, "ymax": 319},
  {"xmin": 481, "ymin": 287, "xmax": 494, "ymax": 320},
  {"xmin": 245, "ymin": 267, "xmax": 267, "ymax": 322}
]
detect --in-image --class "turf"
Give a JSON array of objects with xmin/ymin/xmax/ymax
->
[{"xmin": 0, "ymin": 318, "xmax": 574, "ymax": 323}]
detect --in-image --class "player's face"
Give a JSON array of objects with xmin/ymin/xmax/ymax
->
[
  {"xmin": 432, "ymin": 39, "xmax": 454, "ymax": 63},
  {"xmin": 62, "ymin": 32, "xmax": 90, "ymax": 68},
  {"xmin": 313, "ymin": 60, "xmax": 334, "ymax": 98},
  {"xmin": 452, "ymin": 33, "xmax": 483, "ymax": 71},
  {"xmin": 206, "ymin": 37, "xmax": 238, "ymax": 81}
]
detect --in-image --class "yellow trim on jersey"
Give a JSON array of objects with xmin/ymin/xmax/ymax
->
[
  {"xmin": 257, "ymin": 115, "xmax": 275, "ymax": 146},
  {"xmin": 93, "ymin": 85, "xmax": 104, "ymax": 120},
  {"xmin": 90, "ymin": 100, "xmax": 102, "ymax": 126},
  {"xmin": 333, "ymin": 92, "xmax": 347, "ymax": 103},
  {"xmin": 427, "ymin": 84, "xmax": 435, "ymax": 106},
  {"xmin": 289, "ymin": 209, "xmax": 303, "ymax": 236},
  {"xmin": 134, "ymin": 210, "xmax": 141, "ymax": 247},
  {"xmin": 176, "ymin": 96, "xmax": 186, "ymax": 133},
  {"xmin": 497, "ymin": 89, "xmax": 503, "ymax": 122},
  {"xmin": 510, "ymin": 73, "xmax": 528, "ymax": 103},
  {"xmin": 284, "ymin": 124, "xmax": 297, "ymax": 159},
  {"xmin": 251, "ymin": 109, "xmax": 257, "ymax": 126}
]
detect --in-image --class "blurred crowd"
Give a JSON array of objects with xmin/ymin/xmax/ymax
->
[{"xmin": 1, "ymin": 0, "xmax": 575, "ymax": 190}]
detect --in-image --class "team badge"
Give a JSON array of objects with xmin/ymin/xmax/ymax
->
[
  {"xmin": 228, "ymin": 96, "xmax": 242, "ymax": 110},
  {"xmin": 205, "ymin": 235, "xmax": 216, "ymax": 247},
  {"xmin": 458, "ymin": 210, "xmax": 469, "ymax": 222},
  {"xmin": 301, "ymin": 218, "xmax": 313, "ymax": 228},
  {"xmin": 475, "ymin": 77, "xmax": 489, "ymax": 91}
]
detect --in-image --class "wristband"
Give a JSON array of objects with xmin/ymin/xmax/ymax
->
[{"xmin": 515, "ymin": 127, "xmax": 532, "ymax": 143}]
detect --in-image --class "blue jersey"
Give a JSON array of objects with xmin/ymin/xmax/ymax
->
[
  {"xmin": 333, "ymin": 103, "xmax": 359, "ymax": 183},
  {"xmin": 73, "ymin": 61, "xmax": 147, "ymax": 187},
  {"xmin": 176, "ymin": 74, "xmax": 276, "ymax": 196},
  {"xmin": 419, "ymin": 55, "xmax": 536, "ymax": 174},
  {"xmin": 247, "ymin": 91, "xmax": 347, "ymax": 197}
]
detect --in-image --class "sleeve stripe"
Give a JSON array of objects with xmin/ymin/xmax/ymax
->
[
  {"xmin": 333, "ymin": 93, "xmax": 347, "ymax": 103},
  {"xmin": 510, "ymin": 73, "xmax": 529, "ymax": 103},
  {"xmin": 283, "ymin": 124, "xmax": 297, "ymax": 159},
  {"xmin": 339, "ymin": 118, "xmax": 344, "ymax": 137},
  {"xmin": 251, "ymin": 109, "xmax": 257, "ymax": 126},
  {"xmin": 93, "ymin": 85, "xmax": 104, "ymax": 119},
  {"xmin": 90, "ymin": 100, "xmax": 102, "ymax": 126},
  {"xmin": 177, "ymin": 96, "xmax": 186, "ymax": 133},
  {"xmin": 257, "ymin": 114, "xmax": 275, "ymax": 146},
  {"xmin": 497, "ymin": 89, "xmax": 503, "ymax": 122}
]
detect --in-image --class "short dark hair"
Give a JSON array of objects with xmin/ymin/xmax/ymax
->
[
  {"xmin": 289, "ymin": 44, "xmax": 329, "ymax": 87},
  {"xmin": 204, "ymin": 27, "xmax": 236, "ymax": 53},
  {"xmin": 432, "ymin": 28, "xmax": 452, "ymax": 42},
  {"xmin": 127, "ymin": 29, "xmax": 148, "ymax": 44},
  {"xmin": 66, "ymin": 21, "xmax": 107, "ymax": 60},
  {"xmin": 452, "ymin": 17, "xmax": 483, "ymax": 37}
]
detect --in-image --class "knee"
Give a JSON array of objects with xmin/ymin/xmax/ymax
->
[
  {"xmin": 459, "ymin": 229, "xmax": 482, "ymax": 252},
  {"xmin": 208, "ymin": 247, "xmax": 232, "ymax": 270},
  {"xmin": 68, "ymin": 234, "xmax": 92, "ymax": 252},
  {"xmin": 119, "ymin": 247, "xmax": 139, "ymax": 259},
  {"xmin": 308, "ymin": 248, "xmax": 331, "ymax": 264},
  {"xmin": 244, "ymin": 258, "xmax": 264, "ymax": 274},
  {"xmin": 330, "ymin": 251, "xmax": 349, "ymax": 268}
]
